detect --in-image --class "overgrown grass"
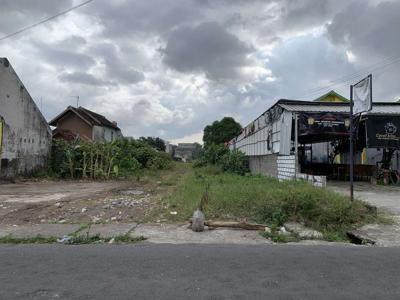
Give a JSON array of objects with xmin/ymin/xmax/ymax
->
[{"xmin": 162, "ymin": 165, "xmax": 379, "ymax": 241}]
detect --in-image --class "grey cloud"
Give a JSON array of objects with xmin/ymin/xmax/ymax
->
[
  {"xmin": 58, "ymin": 72, "xmax": 114, "ymax": 87},
  {"xmin": 93, "ymin": 43, "xmax": 145, "ymax": 84},
  {"xmin": 87, "ymin": 0, "xmax": 203, "ymax": 38},
  {"xmin": 326, "ymin": 0, "xmax": 400, "ymax": 101},
  {"xmin": 327, "ymin": 1, "xmax": 400, "ymax": 60},
  {"xmin": 2, "ymin": 0, "xmax": 400, "ymax": 143},
  {"xmin": 265, "ymin": 35, "xmax": 355, "ymax": 100},
  {"xmin": 162, "ymin": 22, "xmax": 254, "ymax": 80},
  {"xmin": 32, "ymin": 40, "xmax": 95, "ymax": 69},
  {"xmin": 0, "ymin": 0, "xmax": 73, "ymax": 35}
]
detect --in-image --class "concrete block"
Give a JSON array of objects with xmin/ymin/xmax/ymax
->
[{"xmin": 284, "ymin": 222, "xmax": 323, "ymax": 239}]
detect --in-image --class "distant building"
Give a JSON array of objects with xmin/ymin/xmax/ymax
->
[
  {"xmin": 0, "ymin": 58, "xmax": 52, "ymax": 179},
  {"xmin": 174, "ymin": 143, "xmax": 201, "ymax": 162},
  {"xmin": 49, "ymin": 106, "xmax": 123, "ymax": 142},
  {"xmin": 165, "ymin": 141, "xmax": 177, "ymax": 157}
]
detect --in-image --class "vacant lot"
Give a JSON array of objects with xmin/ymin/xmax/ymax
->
[
  {"xmin": 0, "ymin": 165, "xmax": 188, "ymax": 225},
  {"xmin": 0, "ymin": 164, "xmax": 380, "ymax": 242},
  {"xmin": 160, "ymin": 165, "xmax": 380, "ymax": 241}
]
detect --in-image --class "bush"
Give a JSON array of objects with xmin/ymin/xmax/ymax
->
[
  {"xmin": 194, "ymin": 144, "xmax": 248, "ymax": 175},
  {"xmin": 202, "ymin": 144, "xmax": 229, "ymax": 165},
  {"xmin": 49, "ymin": 138, "xmax": 172, "ymax": 179},
  {"xmin": 147, "ymin": 151, "xmax": 173, "ymax": 170},
  {"xmin": 220, "ymin": 150, "xmax": 249, "ymax": 175}
]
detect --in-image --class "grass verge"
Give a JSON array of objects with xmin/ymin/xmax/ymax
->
[
  {"xmin": 0, "ymin": 233, "xmax": 146, "ymax": 245},
  {"xmin": 161, "ymin": 165, "xmax": 380, "ymax": 241},
  {"xmin": 0, "ymin": 235, "xmax": 57, "ymax": 244}
]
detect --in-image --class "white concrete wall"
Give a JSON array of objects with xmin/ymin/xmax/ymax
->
[
  {"xmin": 92, "ymin": 125, "xmax": 122, "ymax": 142},
  {"xmin": 277, "ymin": 155, "xmax": 326, "ymax": 187},
  {"xmin": 277, "ymin": 155, "xmax": 296, "ymax": 181},
  {"xmin": 0, "ymin": 58, "xmax": 51, "ymax": 178}
]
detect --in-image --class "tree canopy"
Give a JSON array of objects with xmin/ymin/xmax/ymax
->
[
  {"xmin": 203, "ymin": 117, "xmax": 242, "ymax": 147},
  {"xmin": 139, "ymin": 136, "xmax": 166, "ymax": 151}
]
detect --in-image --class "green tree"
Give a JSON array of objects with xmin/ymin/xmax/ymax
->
[
  {"xmin": 139, "ymin": 136, "xmax": 166, "ymax": 151},
  {"xmin": 203, "ymin": 117, "xmax": 242, "ymax": 147}
]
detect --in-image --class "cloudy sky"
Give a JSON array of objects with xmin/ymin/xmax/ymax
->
[{"xmin": 1, "ymin": 0, "xmax": 400, "ymax": 143}]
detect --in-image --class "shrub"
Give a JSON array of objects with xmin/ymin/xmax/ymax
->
[
  {"xmin": 220, "ymin": 150, "xmax": 249, "ymax": 175},
  {"xmin": 202, "ymin": 144, "xmax": 229, "ymax": 165},
  {"xmin": 195, "ymin": 144, "xmax": 248, "ymax": 175},
  {"xmin": 49, "ymin": 137, "xmax": 172, "ymax": 179},
  {"xmin": 147, "ymin": 151, "xmax": 173, "ymax": 170}
]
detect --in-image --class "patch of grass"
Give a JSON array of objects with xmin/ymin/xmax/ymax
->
[
  {"xmin": 162, "ymin": 166, "xmax": 380, "ymax": 241},
  {"xmin": 66, "ymin": 233, "xmax": 145, "ymax": 244},
  {"xmin": 0, "ymin": 234, "xmax": 57, "ymax": 244},
  {"xmin": 113, "ymin": 234, "xmax": 146, "ymax": 243},
  {"xmin": 0, "ymin": 230, "xmax": 146, "ymax": 245},
  {"xmin": 260, "ymin": 231, "xmax": 301, "ymax": 243}
]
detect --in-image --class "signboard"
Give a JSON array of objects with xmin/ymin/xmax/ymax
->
[
  {"xmin": 366, "ymin": 115, "xmax": 400, "ymax": 149},
  {"xmin": 298, "ymin": 112, "xmax": 350, "ymax": 143},
  {"xmin": 353, "ymin": 74, "xmax": 372, "ymax": 115}
]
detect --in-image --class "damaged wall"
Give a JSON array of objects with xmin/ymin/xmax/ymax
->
[
  {"xmin": 0, "ymin": 58, "xmax": 51, "ymax": 179},
  {"xmin": 92, "ymin": 125, "xmax": 122, "ymax": 142}
]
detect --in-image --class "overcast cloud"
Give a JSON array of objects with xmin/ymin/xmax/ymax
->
[{"xmin": 1, "ymin": 0, "xmax": 399, "ymax": 143}]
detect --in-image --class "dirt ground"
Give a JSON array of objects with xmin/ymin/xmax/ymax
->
[{"xmin": 0, "ymin": 167, "xmax": 184, "ymax": 225}]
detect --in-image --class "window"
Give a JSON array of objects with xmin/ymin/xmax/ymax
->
[{"xmin": 1, "ymin": 159, "xmax": 9, "ymax": 168}]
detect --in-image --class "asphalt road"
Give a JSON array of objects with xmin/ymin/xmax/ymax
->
[{"xmin": 0, "ymin": 244, "xmax": 399, "ymax": 299}]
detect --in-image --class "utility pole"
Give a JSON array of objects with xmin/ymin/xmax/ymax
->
[{"xmin": 349, "ymin": 85, "xmax": 354, "ymax": 202}]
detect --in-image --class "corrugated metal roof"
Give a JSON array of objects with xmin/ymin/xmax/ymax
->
[
  {"xmin": 279, "ymin": 103, "xmax": 349, "ymax": 112},
  {"xmin": 279, "ymin": 102, "xmax": 400, "ymax": 115},
  {"xmin": 367, "ymin": 105, "xmax": 400, "ymax": 114}
]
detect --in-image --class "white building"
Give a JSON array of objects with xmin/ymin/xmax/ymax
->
[
  {"xmin": 229, "ymin": 94, "xmax": 400, "ymax": 185},
  {"xmin": 0, "ymin": 58, "xmax": 52, "ymax": 179}
]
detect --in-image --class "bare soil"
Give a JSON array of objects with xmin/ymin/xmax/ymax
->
[{"xmin": 0, "ymin": 166, "xmax": 187, "ymax": 225}]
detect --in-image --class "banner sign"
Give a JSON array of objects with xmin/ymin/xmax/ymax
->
[
  {"xmin": 298, "ymin": 112, "xmax": 350, "ymax": 143},
  {"xmin": 353, "ymin": 75, "xmax": 372, "ymax": 115},
  {"xmin": 366, "ymin": 115, "xmax": 400, "ymax": 149}
]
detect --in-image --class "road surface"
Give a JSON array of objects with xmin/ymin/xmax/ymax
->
[{"xmin": 0, "ymin": 243, "xmax": 399, "ymax": 299}]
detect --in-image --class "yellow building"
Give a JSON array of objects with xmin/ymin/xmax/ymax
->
[{"xmin": 314, "ymin": 90, "xmax": 349, "ymax": 103}]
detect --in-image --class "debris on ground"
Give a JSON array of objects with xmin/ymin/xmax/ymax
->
[
  {"xmin": 57, "ymin": 235, "xmax": 72, "ymax": 243},
  {"xmin": 119, "ymin": 189, "xmax": 144, "ymax": 196},
  {"xmin": 283, "ymin": 222, "xmax": 323, "ymax": 239},
  {"xmin": 190, "ymin": 220, "xmax": 270, "ymax": 231}
]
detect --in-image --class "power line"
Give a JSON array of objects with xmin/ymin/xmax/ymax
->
[
  {"xmin": 305, "ymin": 53, "xmax": 400, "ymax": 95},
  {"xmin": 299, "ymin": 54, "xmax": 400, "ymax": 100},
  {"xmin": 0, "ymin": 0, "xmax": 94, "ymax": 42}
]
